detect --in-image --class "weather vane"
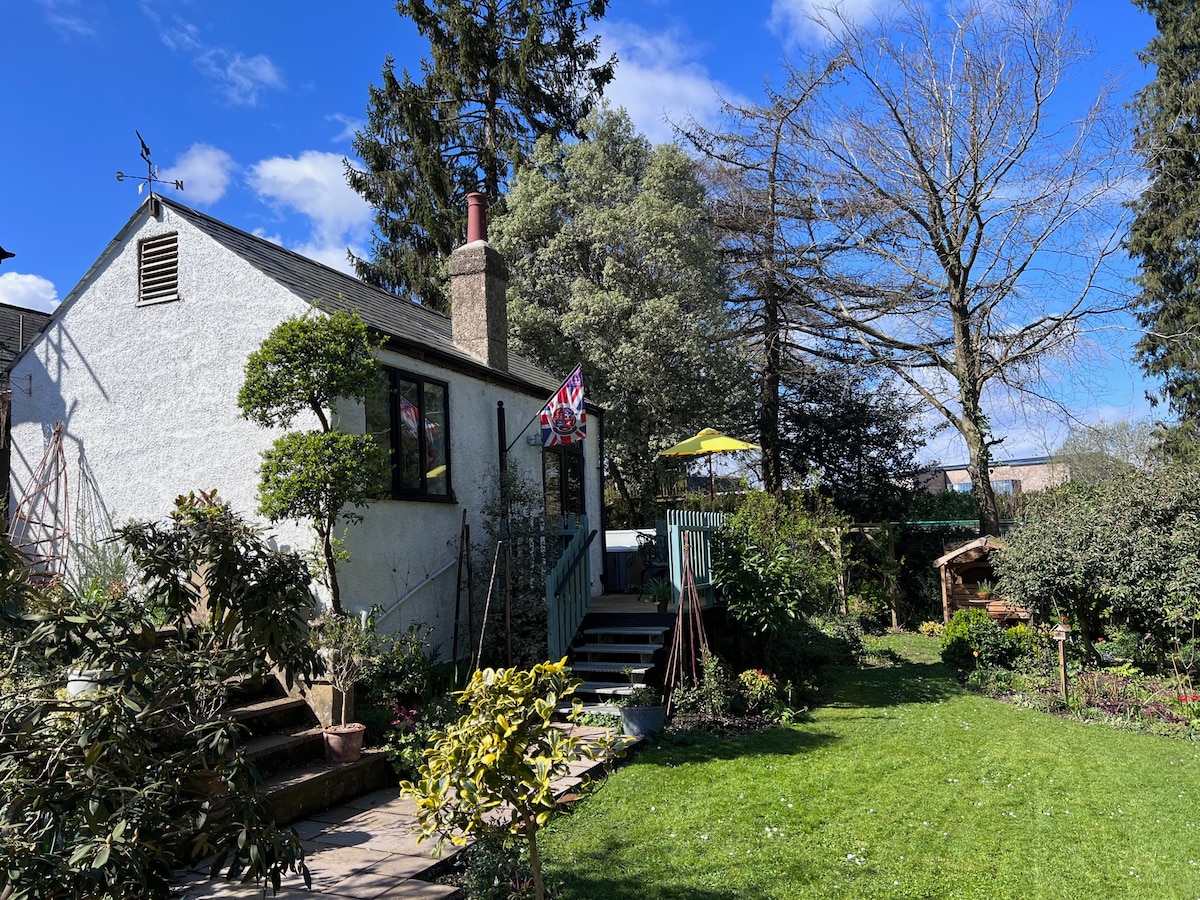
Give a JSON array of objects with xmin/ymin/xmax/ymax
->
[{"xmin": 116, "ymin": 131, "xmax": 184, "ymax": 197}]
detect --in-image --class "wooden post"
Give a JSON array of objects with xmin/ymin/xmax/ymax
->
[
  {"xmin": 1052, "ymin": 622, "xmax": 1071, "ymax": 701},
  {"xmin": 1058, "ymin": 640, "xmax": 1068, "ymax": 701},
  {"xmin": 505, "ymin": 543, "xmax": 513, "ymax": 667}
]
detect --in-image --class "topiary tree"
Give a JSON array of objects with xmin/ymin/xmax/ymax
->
[
  {"xmin": 401, "ymin": 658, "xmax": 614, "ymax": 900},
  {"xmin": 238, "ymin": 309, "xmax": 388, "ymax": 613}
]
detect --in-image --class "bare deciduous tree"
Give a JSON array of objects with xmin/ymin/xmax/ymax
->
[{"xmin": 788, "ymin": 0, "xmax": 1132, "ymax": 534}]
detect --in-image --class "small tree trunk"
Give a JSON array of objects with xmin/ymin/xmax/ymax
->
[
  {"xmin": 525, "ymin": 817, "xmax": 545, "ymax": 900},
  {"xmin": 322, "ymin": 526, "xmax": 342, "ymax": 614}
]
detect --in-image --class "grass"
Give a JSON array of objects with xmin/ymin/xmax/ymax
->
[{"xmin": 543, "ymin": 634, "xmax": 1200, "ymax": 899}]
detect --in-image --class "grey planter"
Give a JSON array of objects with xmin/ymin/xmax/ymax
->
[{"xmin": 620, "ymin": 705, "xmax": 666, "ymax": 737}]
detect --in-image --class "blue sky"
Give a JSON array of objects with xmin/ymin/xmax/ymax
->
[{"xmin": 0, "ymin": 0, "xmax": 1160, "ymax": 462}]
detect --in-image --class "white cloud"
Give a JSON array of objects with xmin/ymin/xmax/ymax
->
[
  {"xmin": 0, "ymin": 273, "xmax": 60, "ymax": 313},
  {"xmin": 37, "ymin": 0, "xmax": 95, "ymax": 38},
  {"xmin": 768, "ymin": 0, "xmax": 895, "ymax": 46},
  {"xmin": 147, "ymin": 8, "xmax": 284, "ymax": 106},
  {"xmin": 248, "ymin": 151, "xmax": 372, "ymax": 276},
  {"xmin": 198, "ymin": 50, "xmax": 284, "ymax": 107},
  {"xmin": 599, "ymin": 23, "xmax": 742, "ymax": 143},
  {"xmin": 160, "ymin": 144, "xmax": 236, "ymax": 204},
  {"xmin": 327, "ymin": 113, "xmax": 365, "ymax": 145}
]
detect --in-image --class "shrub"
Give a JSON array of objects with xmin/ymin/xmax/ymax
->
[
  {"xmin": 402, "ymin": 659, "xmax": 611, "ymax": 900},
  {"xmin": 0, "ymin": 494, "xmax": 316, "ymax": 898},
  {"xmin": 672, "ymin": 649, "xmax": 737, "ymax": 728},
  {"xmin": 738, "ymin": 668, "xmax": 780, "ymax": 713},
  {"xmin": 918, "ymin": 620, "xmax": 945, "ymax": 638},
  {"xmin": 940, "ymin": 608, "xmax": 1014, "ymax": 676}
]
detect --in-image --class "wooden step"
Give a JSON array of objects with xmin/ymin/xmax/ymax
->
[
  {"xmin": 569, "ymin": 661, "xmax": 652, "ymax": 677},
  {"xmin": 572, "ymin": 642, "xmax": 660, "ymax": 658},
  {"xmin": 582, "ymin": 626, "xmax": 669, "ymax": 641},
  {"xmin": 576, "ymin": 681, "xmax": 636, "ymax": 698}
]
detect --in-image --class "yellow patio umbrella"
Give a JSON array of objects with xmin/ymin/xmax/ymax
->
[{"xmin": 658, "ymin": 428, "xmax": 761, "ymax": 499}]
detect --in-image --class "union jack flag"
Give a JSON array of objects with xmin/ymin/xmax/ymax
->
[{"xmin": 540, "ymin": 365, "xmax": 586, "ymax": 447}]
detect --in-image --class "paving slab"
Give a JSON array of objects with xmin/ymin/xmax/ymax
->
[{"xmin": 177, "ymin": 724, "xmax": 629, "ymax": 898}]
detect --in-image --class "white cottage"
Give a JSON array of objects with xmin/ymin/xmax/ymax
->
[{"xmin": 6, "ymin": 194, "xmax": 604, "ymax": 659}]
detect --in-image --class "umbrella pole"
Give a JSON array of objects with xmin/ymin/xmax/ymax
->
[{"xmin": 708, "ymin": 452, "xmax": 714, "ymax": 501}]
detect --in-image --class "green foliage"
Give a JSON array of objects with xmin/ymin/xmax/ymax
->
[
  {"xmin": 996, "ymin": 465, "xmax": 1200, "ymax": 664},
  {"xmin": 493, "ymin": 106, "xmax": 749, "ymax": 512},
  {"xmin": 1130, "ymin": 1, "xmax": 1200, "ymax": 439},
  {"xmin": 918, "ymin": 620, "xmax": 945, "ymax": 638},
  {"xmin": 257, "ymin": 430, "xmax": 388, "ymax": 532},
  {"xmin": 0, "ymin": 494, "xmax": 317, "ymax": 898},
  {"xmin": 780, "ymin": 364, "xmax": 933, "ymax": 518},
  {"xmin": 360, "ymin": 622, "xmax": 438, "ymax": 705},
  {"xmin": 460, "ymin": 832, "xmax": 541, "ymax": 900},
  {"xmin": 238, "ymin": 309, "xmax": 382, "ymax": 431},
  {"xmin": 239, "ymin": 310, "xmax": 388, "ymax": 612},
  {"xmin": 737, "ymin": 668, "xmax": 779, "ymax": 714},
  {"xmin": 712, "ymin": 493, "xmax": 848, "ymax": 657},
  {"xmin": 670, "ymin": 649, "xmax": 736, "ymax": 728},
  {"xmin": 348, "ymin": 0, "xmax": 616, "ymax": 311},
  {"xmin": 402, "ymin": 658, "xmax": 610, "ymax": 900},
  {"xmin": 939, "ymin": 608, "xmax": 1014, "ymax": 676}
]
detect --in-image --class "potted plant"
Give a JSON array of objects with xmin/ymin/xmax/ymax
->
[
  {"xmin": 310, "ymin": 611, "xmax": 378, "ymax": 762},
  {"xmin": 644, "ymin": 576, "xmax": 673, "ymax": 614},
  {"xmin": 975, "ymin": 580, "xmax": 996, "ymax": 600},
  {"xmin": 618, "ymin": 683, "xmax": 667, "ymax": 737}
]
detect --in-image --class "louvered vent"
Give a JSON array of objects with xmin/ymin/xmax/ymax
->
[{"xmin": 138, "ymin": 233, "xmax": 179, "ymax": 305}]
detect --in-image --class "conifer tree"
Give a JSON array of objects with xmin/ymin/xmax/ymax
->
[
  {"xmin": 1129, "ymin": 0, "xmax": 1200, "ymax": 453},
  {"xmin": 348, "ymin": 0, "xmax": 615, "ymax": 313}
]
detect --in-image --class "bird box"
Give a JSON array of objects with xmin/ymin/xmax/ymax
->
[{"xmin": 1051, "ymin": 622, "xmax": 1072, "ymax": 643}]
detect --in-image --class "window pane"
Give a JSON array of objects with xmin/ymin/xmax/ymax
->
[
  {"xmin": 365, "ymin": 371, "xmax": 394, "ymax": 497},
  {"xmin": 425, "ymin": 381, "xmax": 448, "ymax": 496},
  {"xmin": 396, "ymin": 378, "xmax": 422, "ymax": 491},
  {"xmin": 543, "ymin": 453, "xmax": 563, "ymax": 516},
  {"xmin": 565, "ymin": 453, "xmax": 585, "ymax": 514}
]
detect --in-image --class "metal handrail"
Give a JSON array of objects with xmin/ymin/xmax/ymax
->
[{"xmin": 375, "ymin": 559, "xmax": 457, "ymax": 623}]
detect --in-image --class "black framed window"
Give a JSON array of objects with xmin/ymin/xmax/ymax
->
[
  {"xmin": 367, "ymin": 367, "xmax": 451, "ymax": 499},
  {"xmin": 543, "ymin": 444, "xmax": 585, "ymax": 516}
]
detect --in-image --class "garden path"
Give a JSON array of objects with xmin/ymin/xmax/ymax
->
[{"xmin": 174, "ymin": 724, "xmax": 622, "ymax": 899}]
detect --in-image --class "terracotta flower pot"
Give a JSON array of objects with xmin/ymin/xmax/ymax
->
[{"xmin": 324, "ymin": 723, "xmax": 367, "ymax": 763}]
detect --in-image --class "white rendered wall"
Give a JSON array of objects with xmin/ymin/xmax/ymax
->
[
  {"xmin": 9, "ymin": 205, "xmax": 605, "ymax": 663},
  {"xmin": 8, "ymin": 206, "xmax": 317, "ymax": 574}
]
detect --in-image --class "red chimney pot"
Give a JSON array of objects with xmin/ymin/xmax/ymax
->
[{"xmin": 467, "ymin": 193, "xmax": 487, "ymax": 243}]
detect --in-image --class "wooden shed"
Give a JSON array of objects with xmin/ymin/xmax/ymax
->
[{"xmin": 934, "ymin": 536, "xmax": 1030, "ymax": 624}]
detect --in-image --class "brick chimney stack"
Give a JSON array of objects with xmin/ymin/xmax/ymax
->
[{"xmin": 450, "ymin": 192, "xmax": 508, "ymax": 371}]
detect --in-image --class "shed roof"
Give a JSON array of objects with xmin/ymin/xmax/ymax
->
[
  {"xmin": 0, "ymin": 303, "xmax": 50, "ymax": 369},
  {"xmin": 932, "ymin": 535, "xmax": 1007, "ymax": 569}
]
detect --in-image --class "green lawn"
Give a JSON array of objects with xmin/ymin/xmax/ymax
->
[{"xmin": 544, "ymin": 635, "xmax": 1200, "ymax": 899}]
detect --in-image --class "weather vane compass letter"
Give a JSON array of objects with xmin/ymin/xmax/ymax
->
[{"xmin": 116, "ymin": 131, "xmax": 184, "ymax": 203}]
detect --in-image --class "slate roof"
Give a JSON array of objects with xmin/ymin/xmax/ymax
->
[
  {"xmin": 157, "ymin": 197, "xmax": 561, "ymax": 397},
  {"xmin": 0, "ymin": 303, "xmax": 51, "ymax": 369}
]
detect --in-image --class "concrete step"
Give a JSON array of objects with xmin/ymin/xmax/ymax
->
[
  {"xmin": 260, "ymin": 749, "xmax": 391, "ymax": 825},
  {"xmin": 242, "ymin": 725, "xmax": 325, "ymax": 778},
  {"xmin": 225, "ymin": 695, "xmax": 314, "ymax": 734}
]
